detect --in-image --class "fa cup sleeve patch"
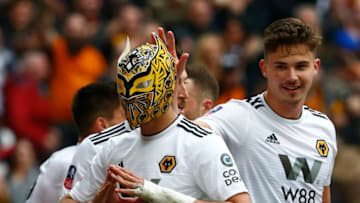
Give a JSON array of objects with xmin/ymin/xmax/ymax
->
[{"xmin": 64, "ymin": 165, "xmax": 77, "ymax": 190}]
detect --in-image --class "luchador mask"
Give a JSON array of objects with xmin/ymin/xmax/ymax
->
[{"xmin": 116, "ymin": 34, "xmax": 176, "ymax": 128}]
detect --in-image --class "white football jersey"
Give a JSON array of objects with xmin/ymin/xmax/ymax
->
[
  {"xmin": 26, "ymin": 145, "xmax": 77, "ymax": 203},
  {"xmin": 70, "ymin": 115, "xmax": 248, "ymax": 202},
  {"xmin": 197, "ymin": 92, "xmax": 337, "ymax": 203},
  {"xmin": 61, "ymin": 121, "xmax": 132, "ymax": 197}
]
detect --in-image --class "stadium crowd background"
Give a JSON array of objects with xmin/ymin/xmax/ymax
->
[{"xmin": 0, "ymin": 0, "xmax": 359, "ymax": 202}]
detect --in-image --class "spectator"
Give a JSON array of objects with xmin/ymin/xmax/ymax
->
[
  {"xmin": 4, "ymin": 50, "xmax": 61, "ymax": 155},
  {"xmin": 48, "ymin": 13, "xmax": 107, "ymax": 124},
  {"xmin": 6, "ymin": 139, "xmax": 39, "ymax": 203}
]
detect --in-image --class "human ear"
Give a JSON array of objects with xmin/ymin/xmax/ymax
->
[{"xmin": 259, "ymin": 59, "xmax": 267, "ymax": 78}]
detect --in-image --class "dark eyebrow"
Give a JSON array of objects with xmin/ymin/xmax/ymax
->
[
  {"xmin": 273, "ymin": 62, "xmax": 287, "ymax": 65},
  {"xmin": 296, "ymin": 61, "xmax": 310, "ymax": 65}
]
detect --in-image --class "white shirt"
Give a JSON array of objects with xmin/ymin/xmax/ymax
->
[
  {"xmin": 26, "ymin": 145, "xmax": 77, "ymax": 203},
  {"xmin": 197, "ymin": 92, "xmax": 337, "ymax": 203},
  {"xmin": 70, "ymin": 115, "xmax": 248, "ymax": 202},
  {"xmin": 61, "ymin": 121, "xmax": 132, "ymax": 197}
]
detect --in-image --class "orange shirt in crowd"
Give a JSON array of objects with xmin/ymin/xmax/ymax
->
[
  {"xmin": 49, "ymin": 37, "xmax": 106, "ymax": 123},
  {"xmin": 216, "ymin": 86, "xmax": 246, "ymax": 105}
]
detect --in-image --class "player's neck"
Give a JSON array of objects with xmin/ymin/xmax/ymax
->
[
  {"xmin": 264, "ymin": 91, "xmax": 304, "ymax": 119},
  {"xmin": 140, "ymin": 108, "xmax": 178, "ymax": 136}
]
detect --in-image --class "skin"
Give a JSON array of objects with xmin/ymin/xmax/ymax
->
[
  {"xmin": 198, "ymin": 43, "xmax": 330, "ymax": 203},
  {"xmin": 183, "ymin": 78, "xmax": 214, "ymax": 120},
  {"xmin": 60, "ymin": 28, "xmax": 190, "ymax": 203},
  {"xmin": 106, "ymin": 28, "xmax": 251, "ymax": 203},
  {"xmin": 62, "ymin": 28, "xmax": 250, "ymax": 203},
  {"xmin": 259, "ymin": 44, "xmax": 320, "ymax": 119},
  {"xmin": 260, "ymin": 44, "xmax": 332, "ymax": 202},
  {"xmin": 108, "ymin": 165, "xmax": 250, "ymax": 203},
  {"xmin": 183, "ymin": 78, "xmax": 201, "ymax": 120},
  {"xmin": 177, "ymin": 70, "xmax": 189, "ymax": 115}
]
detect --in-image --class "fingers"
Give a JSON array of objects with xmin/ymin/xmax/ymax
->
[
  {"xmin": 109, "ymin": 165, "xmax": 144, "ymax": 184},
  {"xmin": 176, "ymin": 53, "xmax": 189, "ymax": 76},
  {"xmin": 157, "ymin": 27, "xmax": 167, "ymax": 45},
  {"xmin": 167, "ymin": 31, "xmax": 177, "ymax": 60},
  {"xmin": 115, "ymin": 188, "xmax": 138, "ymax": 197},
  {"xmin": 110, "ymin": 171, "xmax": 137, "ymax": 190},
  {"xmin": 150, "ymin": 27, "xmax": 178, "ymax": 60}
]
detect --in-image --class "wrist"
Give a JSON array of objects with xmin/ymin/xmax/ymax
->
[{"xmin": 135, "ymin": 180, "xmax": 196, "ymax": 203}]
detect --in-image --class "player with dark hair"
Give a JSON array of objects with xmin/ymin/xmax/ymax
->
[
  {"xmin": 183, "ymin": 64, "xmax": 219, "ymax": 120},
  {"xmin": 26, "ymin": 81, "xmax": 126, "ymax": 203}
]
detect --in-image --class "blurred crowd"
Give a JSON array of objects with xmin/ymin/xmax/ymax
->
[{"xmin": 0, "ymin": 0, "xmax": 359, "ymax": 202}]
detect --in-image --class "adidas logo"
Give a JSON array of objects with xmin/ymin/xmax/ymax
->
[{"xmin": 265, "ymin": 133, "xmax": 280, "ymax": 144}]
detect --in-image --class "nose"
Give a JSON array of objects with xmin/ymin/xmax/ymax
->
[{"xmin": 287, "ymin": 67, "xmax": 299, "ymax": 82}]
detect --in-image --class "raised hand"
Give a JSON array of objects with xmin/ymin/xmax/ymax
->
[{"xmin": 150, "ymin": 27, "xmax": 189, "ymax": 80}]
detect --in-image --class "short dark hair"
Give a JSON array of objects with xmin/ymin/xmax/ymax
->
[
  {"xmin": 264, "ymin": 17, "xmax": 322, "ymax": 57},
  {"xmin": 186, "ymin": 65, "xmax": 219, "ymax": 103},
  {"xmin": 71, "ymin": 81, "xmax": 121, "ymax": 137}
]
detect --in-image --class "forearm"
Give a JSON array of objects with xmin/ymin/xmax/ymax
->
[
  {"xmin": 322, "ymin": 186, "xmax": 331, "ymax": 203},
  {"xmin": 134, "ymin": 180, "xmax": 195, "ymax": 203},
  {"xmin": 134, "ymin": 180, "xmax": 250, "ymax": 203}
]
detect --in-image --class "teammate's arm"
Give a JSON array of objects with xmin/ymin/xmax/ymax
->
[
  {"xmin": 110, "ymin": 165, "xmax": 251, "ymax": 203},
  {"xmin": 322, "ymin": 186, "xmax": 331, "ymax": 203}
]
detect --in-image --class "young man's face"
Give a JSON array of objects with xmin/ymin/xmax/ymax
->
[
  {"xmin": 177, "ymin": 70, "xmax": 189, "ymax": 114},
  {"xmin": 183, "ymin": 78, "xmax": 201, "ymax": 120},
  {"xmin": 260, "ymin": 44, "xmax": 320, "ymax": 106}
]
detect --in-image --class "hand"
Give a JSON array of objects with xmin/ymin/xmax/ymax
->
[
  {"xmin": 93, "ymin": 170, "xmax": 118, "ymax": 203},
  {"xmin": 109, "ymin": 165, "xmax": 145, "ymax": 203},
  {"xmin": 150, "ymin": 27, "xmax": 189, "ymax": 111},
  {"xmin": 150, "ymin": 27, "xmax": 189, "ymax": 82}
]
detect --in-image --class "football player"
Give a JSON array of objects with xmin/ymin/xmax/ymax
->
[
  {"xmin": 26, "ymin": 81, "xmax": 125, "ymax": 203},
  {"xmin": 60, "ymin": 33, "xmax": 250, "ymax": 203}
]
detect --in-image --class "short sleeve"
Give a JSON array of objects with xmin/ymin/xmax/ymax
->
[
  {"xmin": 61, "ymin": 138, "xmax": 96, "ymax": 196},
  {"xmin": 196, "ymin": 100, "xmax": 250, "ymax": 148},
  {"xmin": 69, "ymin": 140, "xmax": 113, "ymax": 202},
  {"xmin": 190, "ymin": 135, "xmax": 248, "ymax": 201}
]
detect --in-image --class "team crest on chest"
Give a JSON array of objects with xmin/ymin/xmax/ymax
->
[
  {"xmin": 316, "ymin": 140, "xmax": 329, "ymax": 157},
  {"xmin": 159, "ymin": 155, "xmax": 176, "ymax": 173}
]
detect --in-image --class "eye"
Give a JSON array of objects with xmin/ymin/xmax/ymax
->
[
  {"xmin": 275, "ymin": 64, "xmax": 286, "ymax": 70},
  {"xmin": 296, "ymin": 64, "xmax": 308, "ymax": 70},
  {"xmin": 136, "ymin": 79, "xmax": 152, "ymax": 89}
]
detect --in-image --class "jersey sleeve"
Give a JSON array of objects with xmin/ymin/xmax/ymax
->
[
  {"xmin": 61, "ymin": 138, "xmax": 96, "ymax": 197},
  {"xmin": 196, "ymin": 100, "xmax": 250, "ymax": 147},
  {"xmin": 27, "ymin": 153, "xmax": 65, "ymax": 203},
  {"xmin": 190, "ymin": 135, "xmax": 248, "ymax": 201},
  {"xmin": 69, "ymin": 139, "xmax": 113, "ymax": 202}
]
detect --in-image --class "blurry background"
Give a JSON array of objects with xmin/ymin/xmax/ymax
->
[{"xmin": 0, "ymin": 0, "xmax": 359, "ymax": 202}]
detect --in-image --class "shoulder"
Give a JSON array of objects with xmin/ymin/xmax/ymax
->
[
  {"xmin": 208, "ymin": 94, "xmax": 264, "ymax": 115},
  {"xmin": 41, "ymin": 145, "xmax": 77, "ymax": 172},
  {"xmin": 303, "ymin": 106, "xmax": 337, "ymax": 142},
  {"xmin": 86, "ymin": 122, "xmax": 132, "ymax": 146},
  {"xmin": 176, "ymin": 117, "xmax": 213, "ymax": 138},
  {"xmin": 303, "ymin": 106, "xmax": 335, "ymax": 131}
]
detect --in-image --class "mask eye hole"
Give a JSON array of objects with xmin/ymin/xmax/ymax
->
[{"xmin": 136, "ymin": 79, "xmax": 152, "ymax": 89}]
